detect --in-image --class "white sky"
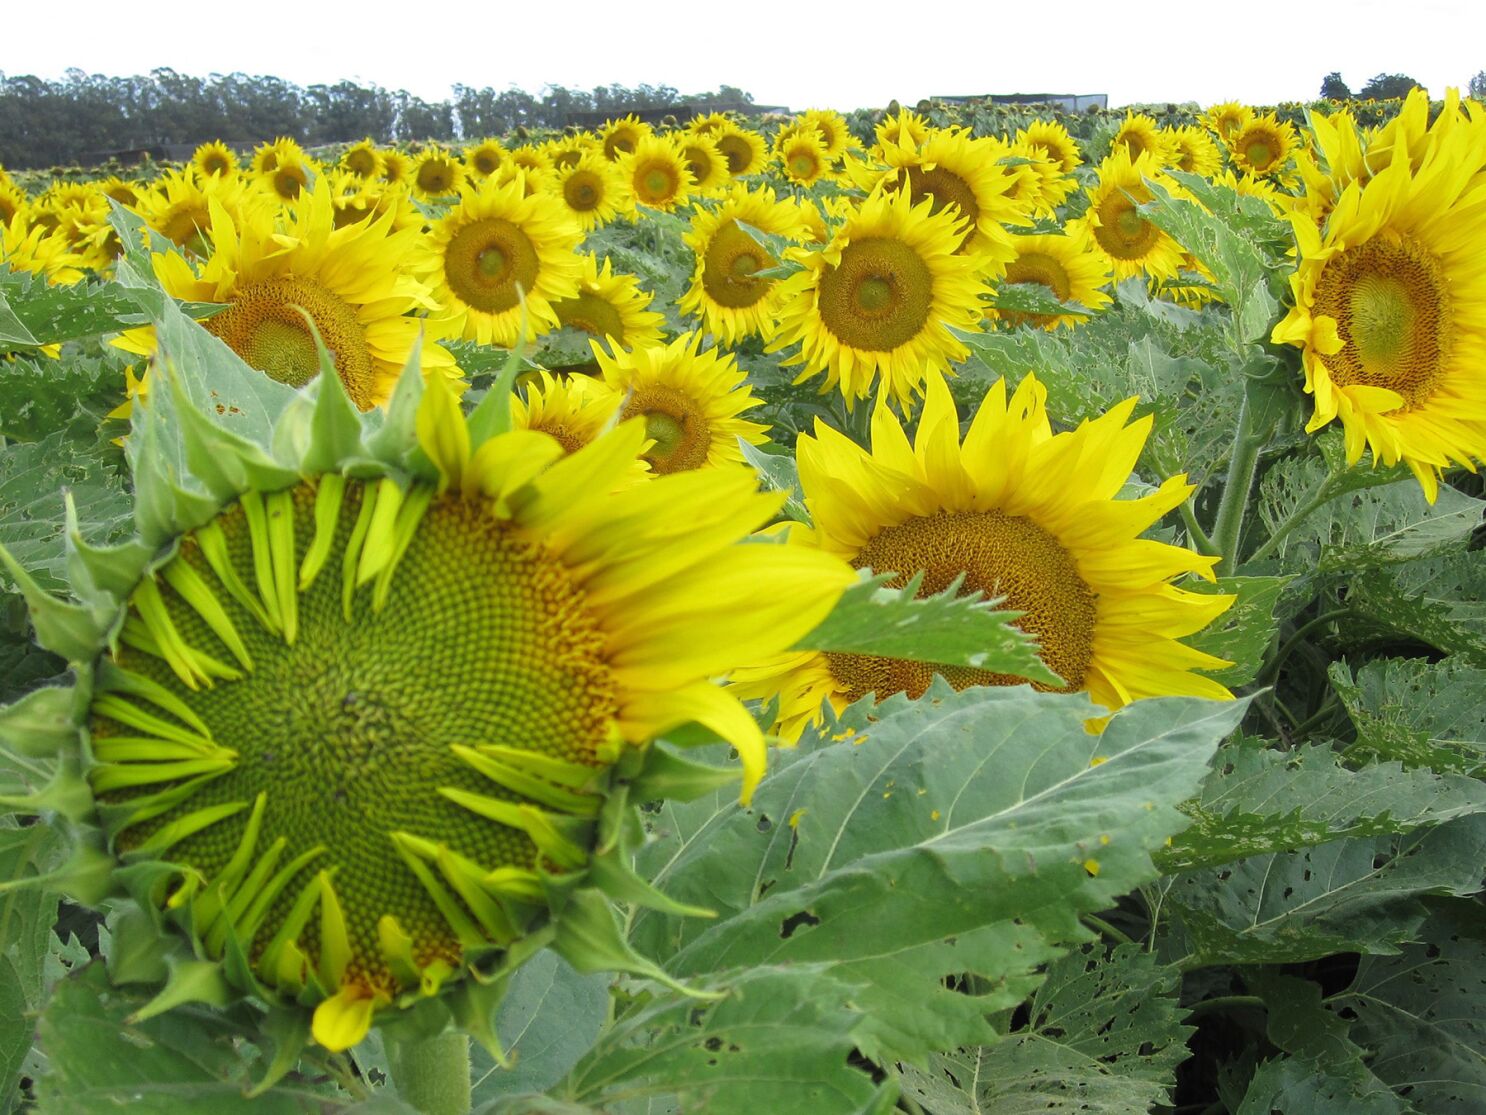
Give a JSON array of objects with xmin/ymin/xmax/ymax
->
[{"xmin": 7, "ymin": 0, "xmax": 1485, "ymax": 112}]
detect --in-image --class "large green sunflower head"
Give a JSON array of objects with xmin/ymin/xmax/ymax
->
[{"xmin": 0, "ymin": 290, "xmax": 853, "ymax": 1065}]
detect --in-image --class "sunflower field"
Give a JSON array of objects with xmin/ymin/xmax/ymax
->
[{"xmin": 1, "ymin": 92, "xmax": 1484, "ymax": 1114}]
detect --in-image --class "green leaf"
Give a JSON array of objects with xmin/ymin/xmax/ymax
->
[
  {"xmin": 0, "ymin": 349, "xmax": 126, "ymax": 444},
  {"xmin": 550, "ymin": 969, "xmax": 884, "ymax": 1115},
  {"xmin": 1331, "ymin": 657, "xmax": 1486, "ymax": 774},
  {"xmin": 737, "ymin": 441, "xmax": 809, "ymax": 524},
  {"xmin": 1236, "ymin": 1055, "xmax": 1410, "ymax": 1115},
  {"xmin": 1167, "ymin": 814, "xmax": 1486, "ymax": 964},
  {"xmin": 791, "ymin": 573, "xmax": 1060, "ymax": 686},
  {"xmin": 0, "ymin": 289, "xmax": 40, "ymax": 347},
  {"xmin": 986, "ymin": 281, "xmax": 1091, "ymax": 319},
  {"xmin": 1329, "ymin": 901, "xmax": 1486, "ymax": 1114},
  {"xmin": 1347, "ymin": 551, "xmax": 1486, "ymax": 666},
  {"xmin": 1182, "ymin": 575, "xmax": 1291, "ymax": 687},
  {"xmin": 33, "ymin": 964, "xmax": 331, "ymax": 1114},
  {"xmin": 1161, "ymin": 735, "xmax": 1486, "ymax": 871},
  {"xmin": 470, "ymin": 951, "xmax": 610, "ymax": 1104},
  {"xmin": 0, "ymin": 272, "xmax": 145, "ymax": 348},
  {"xmin": 0, "ymin": 956, "xmax": 29, "ymax": 1111},
  {"xmin": 631, "ymin": 685, "xmax": 1245, "ymax": 1062},
  {"xmin": 898, "ymin": 944, "xmax": 1192, "ymax": 1115}
]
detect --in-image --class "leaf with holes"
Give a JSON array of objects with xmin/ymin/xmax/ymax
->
[
  {"xmin": 1331, "ymin": 657, "xmax": 1486, "ymax": 774},
  {"xmin": 1182, "ymin": 575, "xmax": 1291, "ymax": 687},
  {"xmin": 1347, "ymin": 551, "xmax": 1486, "ymax": 666}
]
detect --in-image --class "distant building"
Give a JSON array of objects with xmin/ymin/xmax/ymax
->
[{"xmin": 932, "ymin": 93, "xmax": 1108, "ymax": 112}]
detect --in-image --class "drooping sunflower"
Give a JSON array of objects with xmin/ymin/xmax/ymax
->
[
  {"xmin": 550, "ymin": 253, "xmax": 665, "ymax": 349},
  {"xmin": 548, "ymin": 151, "xmax": 632, "ymax": 231},
  {"xmin": 1165, "ymin": 125, "xmax": 1223, "ymax": 177},
  {"xmin": 729, "ymin": 372, "xmax": 1234, "ymax": 740},
  {"xmin": 512, "ymin": 369, "xmax": 623, "ymax": 454},
  {"xmin": 711, "ymin": 123, "xmax": 767, "ymax": 178},
  {"xmin": 599, "ymin": 114, "xmax": 653, "ymax": 161},
  {"xmin": 417, "ymin": 177, "xmax": 583, "ymax": 347},
  {"xmin": 987, "ymin": 230, "xmax": 1113, "ymax": 330},
  {"xmin": 1226, "ymin": 113, "xmax": 1298, "ymax": 180},
  {"xmin": 118, "ymin": 180, "xmax": 454, "ymax": 410},
  {"xmin": 1017, "ymin": 119, "xmax": 1082, "ymax": 173},
  {"xmin": 340, "ymin": 139, "xmax": 383, "ymax": 180},
  {"xmin": 412, "ymin": 148, "xmax": 466, "ymax": 201},
  {"xmin": 768, "ymin": 185, "xmax": 993, "ymax": 408},
  {"xmin": 1112, "ymin": 112, "xmax": 1174, "ymax": 165},
  {"xmin": 1271, "ymin": 120, "xmax": 1486, "ymax": 502},
  {"xmin": 463, "ymin": 138, "xmax": 508, "ymax": 179},
  {"xmin": 594, "ymin": 332, "xmax": 769, "ymax": 474},
  {"xmin": 773, "ymin": 128, "xmax": 834, "ymax": 188},
  {"xmin": 618, "ymin": 136, "xmax": 694, "ymax": 212},
  {"xmin": 675, "ymin": 134, "xmax": 731, "ymax": 195},
  {"xmin": 0, "ymin": 354, "xmax": 853, "ymax": 1059},
  {"xmin": 1070, "ymin": 147, "xmax": 1188, "ymax": 283},
  {"xmin": 678, "ymin": 183, "xmax": 813, "ymax": 345},
  {"xmin": 193, "ymin": 140, "xmax": 238, "ymax": 178},
  {"xmin": 1202, "ymin": 102, "xmax": 1254, "ymax": 143}
]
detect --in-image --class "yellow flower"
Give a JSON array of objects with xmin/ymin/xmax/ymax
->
[
  {"xmin": 548, "ymin": 151, "xmax": 632, "ymax": 231},
  {"xmin": 1271, "ymin": 115, "xmax": 1486, "ymax": 502},
  {"xmin": 192, "ymin": 140, "xmax": 238, "ymax": 178},
  {"xmin": 773, "ymin": 128, "xmax": 834, "ymax": 188},
  {"xmin": 1017, "ymin": 119, "xmax": 1082, "ymax": 173},
  {"xmin": 134, "ymin": 168, "xmax": 265, "ymax": 257},
  {"xmin": 412, "ymin": 148, "xmax": 466, "ymax": 200},
  {"xmin": 339, "ymin": 138, "xmax": 383, "ymax": 179},
  {"xmin": 988, "ymin": 230, "xmax": 1113, "ymax": 330},
  {"xmin": 619, "ymin": 135, "xmax": 694, "ymax": 212},
  {"xmin": 594, "ymin": 332, "xmax": 769, "ymax": 474},
  {"xmin": 712, "ymin": 123, "xmax": 767, "ymax": 177},
  {"xmin": 799, "ymin": 108, "xmax": 857, "ymax": 160},
  {"xmin": 380, "ymin": 149, "xmax": 412, "ymax": 186},
  {"xmin": 1202, "ymin": 102, "xmax": 1254, "ymax": 143},
  {"xmin": 678, "ymin": 183, "xmax": 814, "ymax": 345},
  {"xmin": 1165, "ymin": 126, "xmax": 1223, "ymax": 177},
  {"xmin": 550, "ymin": 253, "xmax": 665, "ymax": 349},
  {"xmin": 1226, "ymin": 113, "xmax": 1298, "ymax": 180},
  {"xmin": 463, "ymin": 138, "xmax": 508, "ymax": 179},
  {"xmin": 1070, "ymin": 147, "xmax": 1188, "ymax": 283},
  {"xmin": 731, "ymin": 373, "xmax": 1233, "ymax": 739},
  {"xmin": 599, "ymin": 114, "xmax": 653, "ymax": 161},
  {"xmin": 768, "ymin": 185, "xmax": 992, "ymax": 408},
  {"xmin": 675, "ymin": 134, "xmax": 731, "ymax": 195},
  {"xmin": 1113, "ymin": 112, "xmax": 1174, "ymax": 164},
  {"xmin": 512, "ymin": 369, "xmax": 623, "ymax": 454}
]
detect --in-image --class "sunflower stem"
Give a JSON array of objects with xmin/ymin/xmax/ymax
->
[
  {"xmin": 1211, "ymin": 397, "xmax": 1264, "ymax": 574},
  {"xmin": 386, "ymin": 1030, "xmax": 471, "ymax": 1115}
]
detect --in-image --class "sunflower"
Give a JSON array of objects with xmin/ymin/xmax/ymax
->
[
  {"xmin": 1165, "ymin": 125, "xmax": 1223, "ymax": 177},
  {"xmin": 1070, "ymin": 147, "xmax": 1188, "ymax": 283},
  {"xmin": 544, "ymin": 135, "xmax": 595, "ymax": 172},
  {"xmin": 1004, "ymin": 138, "xmax": 1078, "ymax": 215},
  {"xmin": 618, "ymin": 135, "xmax": 694, "ymax": 212},
  {"xmin": 326, "ymin": 171, "xmax": 420, "ymax": 232},
  {"xmin": 678, "ymin": 183, "xmax": 814, "ymax": 345},
  {"xmin": 594, "ymin": 332, "xmax": 769, "ymax": 474},
  {"xmin": 417, "ymin": 177, "xmax": 582, "ymax": 347},
  {"xmin": 1112, "ymin": 112, "xmax": 1173, "ymax": 164},
  {"xmin": 988, "ymin": 230, "xmax": 1113, "ymax": 330},
  {"xmin": 118, "ymin": 180, "xmax": 454, "ymax": 410},
  {"xmin": 97, "ymin": 176, "xmax": 143, "ymax": 207},
  {"xmin": 1271, "ymin": 119, "xmax": 1486, "ymax": 502},
  {"xmin": 1226, "ymin": 113, "xmax": 1298, "ymax": 179},
  {"xmin": 551, "ymin": 253, "xmax": 665, "ymax": 349},
  {"xmin": 340, "ymin": 139, "xmax": 383, "ymax": 180},
  {"xmin": 135, "ymin": 168, "xmax": 264, "ymax": 257},
  {"xmin": 1, "ymin": 213, "xmax": 86, "ymax": 286},
  {"xmin": 548, "ymin": 151, "xmax": 632, "ymax": 231},
  {"xmin": 508, "ymin": 145, "xmax": 553, "ymax": 178},
  {"xmin": 799, "ymin": 108, "xmax": 857, "ymax": 160},
  {"xmin": 874, "ymin": 107, "xmax": 930, "ymax": 156},
  {"xmin": 250, "ymin": 137, "xmax": 304, "ymax": 177},
  {"xmin": 687, "ymin": 110, "xmax": 733, "ymax": 136},
  {"xmin": 193, "ymin": 140, "xmax": 238, "ymax": 178},
  {"xmin": 768, "ymin": 185, "xmax": 992, "ymax": 408},
  {"xmin": 1016, "ymin": 119, "xmax": 1082, "ymax": 173},
  {"xmin": 512, "ymin": 369, "xmax": 623, "ymax": 454},
  {"xmin": 1202, "ymin": 102, "xmax": 1254, "ymax": 143},
  {"xmin": 0, "ymin": 359, "xmax": 852, "ymax": 1058},
  {"xmin": 463, "ymin": 138, "xmax": 508, "ymax": 179},
  {"xmin": 0, "ymin": 180, "xmax": 26, "ymax": 226},
  {"xmin": 730, "ymin": 372, "xmax": 1234, "ymax": 739},
  {"xmin": 380, "ymin": 149, "xmax": 412, "ymax": 186},
  {"xmin": 773, "ymin": 128, "xmax": 834, "ymax": 188},
  {"xmin": 599, "ymin": 114, "xmax": 653, "ymax": 161},
  {"xmin": 675, "ymin": 135, "xmax": 731, "ymax": 195},
  {"xmin": 712, "ymin": 123, "xmax": 767, "ymax": 177},
  {"xmin": 412, "ymin": 148, "xmax": 466, "ymax": 201}
]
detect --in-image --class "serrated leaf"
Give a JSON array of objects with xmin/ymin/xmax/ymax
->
[
  {"xmin": 0, "ymin": 349, "xmax": 127, "ymax": 444},
  {"xmin": 792, "ymin": 574, "xmax": 1060, "ymax": 685},
  {"xmin": 986, "ymin": 281, "xmax": 1091, "ymax": 318},
  {"xmin": 1182, "ymin": 575, "xmax": 1291, "ymax": 687},
  {"xmin": 631, "ymin": 685, "xmax": 1244, "ymax": 1062},
  {"xmin": 0, "ymin": 272, "xmax": 145, "ymax": 348},
  {"xmin": 1167, "ymin": 814, "xmax": 1486, "ymax": 964},
  {"xmin": 1331, "ymin": 657, "xmax": 1486, "ymax": 774},
  {"xmin": 899, "ymin": 945, "xmax": 1192, "ymax": 1115},
  {"xmin": 1328, "ymin": 901, "xmax": 1486, "ymax": 1114},
  {"xmin": 1347, "ymin": 551, "xmax": 1486, "ymax": 665},
  {"xmin": 0, "ymin": 289, "xmax": 39, "ymax": 347},
  {"xmin": 1161, "ymin": 735, "xmax": 1486, "ymax": 871},
  {"xmin": 1236, "ymin": 1055, "xmax": 1410, "ymax": 1115},
  {"xmin": 549, "ymin": 969, "xmax": 882, "ymax": 1115},
  {"xmin": 737, "ymin": 442, "xmax": 808, "ymax": 524},
  {"xmin": 470, "ymin": 951, "xmax": 609, "ymax": 1104}
]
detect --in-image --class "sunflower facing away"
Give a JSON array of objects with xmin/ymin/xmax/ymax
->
[
  {"xmin": 594, "ymin": 331, "xmax": 769, "ymax": 475},
  {"xmin": 768, "ymin": 186, "xmax": 992, "ymax": 408},
  {"xmin": 550, "ymin": 253, "xmax": 665, "ymax": 350},
  {"xmin": 678, "ymin": 183, "xmax": 814, "ymax": 345},
  {"xmin": 1271, "ymin": 114, "xmax": 1486, "ymax": 502},
  {"xmin": 730, "ymin": 372, "xmax": 1234, "ymax": 740},
  {"xmin": 0, "ymin": 353, "xmax": 853, "ymax": 1058},
  {"xmin": 418, "ymin": 177, "xmax": 582, "ymax": 347}
]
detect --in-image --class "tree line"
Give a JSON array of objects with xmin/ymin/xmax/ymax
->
[
  {"xmin": 0, "ymin": 69, "xmax": 758, "ymax": 170},
  {"xmin": 1318, "ymin": 70, "xmax": 1486, "ymax": 100}
]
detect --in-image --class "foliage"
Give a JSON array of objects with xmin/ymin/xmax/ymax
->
[{"xmin": 1320, "ymin": 72, "xmax": 1353, "ymax": 99}]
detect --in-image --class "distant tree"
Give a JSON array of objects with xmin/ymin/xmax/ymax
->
[
  {"xmin": 1359, "ymin": 72, "xmax": 1421, "ymax": 99},
  {"xmin": 1470, "ymin": 70, "xmax": 1486, "ymax": 101},
  {"xmin": 1320, "ymin": 72, "xmax": 1351, "ymax": 99}
]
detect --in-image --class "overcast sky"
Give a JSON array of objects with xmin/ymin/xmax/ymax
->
[{"xmin": 7, "ymin": 1, "xmax": 1485, "ymax": 112}]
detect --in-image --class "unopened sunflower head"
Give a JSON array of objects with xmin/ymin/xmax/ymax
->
[{"xmin": 0, "ymin": 326, "xmax": 852, "ymax": 1062}]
